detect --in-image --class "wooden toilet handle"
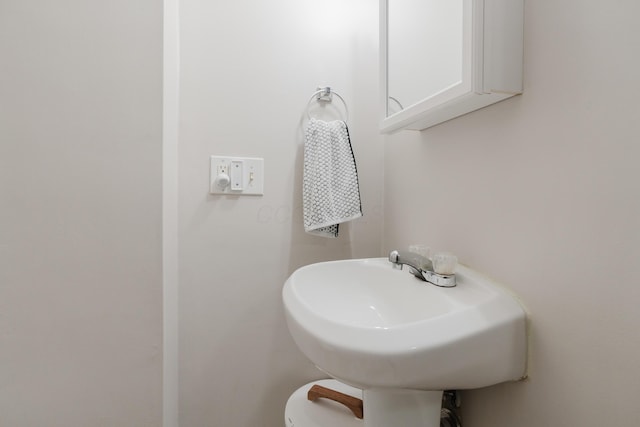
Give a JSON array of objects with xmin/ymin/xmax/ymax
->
[{"xmin": 307, "ymin": 384, "xmax": 364, "ymax": 419}]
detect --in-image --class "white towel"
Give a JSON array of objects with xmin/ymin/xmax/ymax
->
[{"xmin": 303, "ymin": 118, "xmax": 362, "ymax": 238}]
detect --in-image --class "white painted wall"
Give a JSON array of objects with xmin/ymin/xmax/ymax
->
[
  {"xmin": 6, "ymin": 0, "xmax": 634, "ymax": 425},
  {"xmin": 178, "ymin": 0, "xmax": 384, "ymax": 425},
  {"xmin": 384, "ymin": 0, "xmax": 640, "ymax": 425},
  {"xmin": 0, "ymin": 1, "xmax": 163, "ymax": 425}
]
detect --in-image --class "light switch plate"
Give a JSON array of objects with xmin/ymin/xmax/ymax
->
[{"xmin": 210, "ymin": 156, "xmax": 264, "ymax": 195}]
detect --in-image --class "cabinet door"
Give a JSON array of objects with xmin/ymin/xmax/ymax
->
[{"xmin": 380, "ymin": 0, "xmax": 523, "ymax": 133}]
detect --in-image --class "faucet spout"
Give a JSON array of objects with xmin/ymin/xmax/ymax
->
[{"xmin": 388, "ymin": 250, "xmax": 456, "ymax": 287}]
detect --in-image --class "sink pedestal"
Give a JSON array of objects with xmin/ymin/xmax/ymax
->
[{"xmin": 363, "ymin": 389, "xmax": 443, "ymax": 427}]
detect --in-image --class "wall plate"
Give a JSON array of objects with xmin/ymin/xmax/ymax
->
[{"xmin": 210, "ymin": 156, "xmax": 264, "ymax": 195}]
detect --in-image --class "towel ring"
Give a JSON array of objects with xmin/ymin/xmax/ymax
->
[{"xmin": 306, "ymin": 87, "xmax": 349, "ymax": 123}]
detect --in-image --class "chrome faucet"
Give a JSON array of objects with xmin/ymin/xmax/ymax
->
[{"xmin": 388, "ymin": 250, "xmax": 456, "ymax": 287}]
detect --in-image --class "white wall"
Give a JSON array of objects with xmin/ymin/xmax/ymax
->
[
  {"xmin": 6, "ymin": 0, "xmax": 633, "ymax": 425},
  {"xmin": 384, "ymin": 0, "xmax": 640, "ymax": 425},
  {"xmin": 178, "ymin": 0, "xmax": 384, "ymax": 425},
  {"xmin": 0, "ymin": 1, "xmax": 163, "ymax": 425}
]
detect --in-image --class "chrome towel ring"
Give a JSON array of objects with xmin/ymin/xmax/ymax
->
[{"xmin": 306, "ymin": 87, "xmax": 349, "ymax": 123}]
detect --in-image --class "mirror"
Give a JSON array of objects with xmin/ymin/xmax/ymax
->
[
  {"xmin": 387, "ymin": 0, "xmax": 464, "ymax": 115},
  {"xmin": 380, "ymin": 0, "xmax": 524, "ymax": 133}
]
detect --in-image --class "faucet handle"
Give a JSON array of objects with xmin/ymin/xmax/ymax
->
[
  {"xmin": 408, "ymin": 244, "xmax": 431, "ymax": 260},
  {"xmin": 432, "ymin": 252, "xmax": 458, "ymax": 275}
]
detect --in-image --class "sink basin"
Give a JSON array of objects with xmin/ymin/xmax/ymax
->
[{"xmin": 283, "ymin": 258, "xmax": 528, "ymax": 392}]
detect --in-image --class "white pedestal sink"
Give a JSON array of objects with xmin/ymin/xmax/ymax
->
[{"xmin": 283, "ymin": 258, "xmax": 528, "ymax": 427}]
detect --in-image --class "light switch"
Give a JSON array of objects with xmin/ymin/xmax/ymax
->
[{"xmin": 210, "ymin": 156, "xmax": 264, "ymax": 196}]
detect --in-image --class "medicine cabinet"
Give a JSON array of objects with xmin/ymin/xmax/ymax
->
[{"xmin": 380, "ymin": 0, "xmax": 524, "ymax": 133}]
